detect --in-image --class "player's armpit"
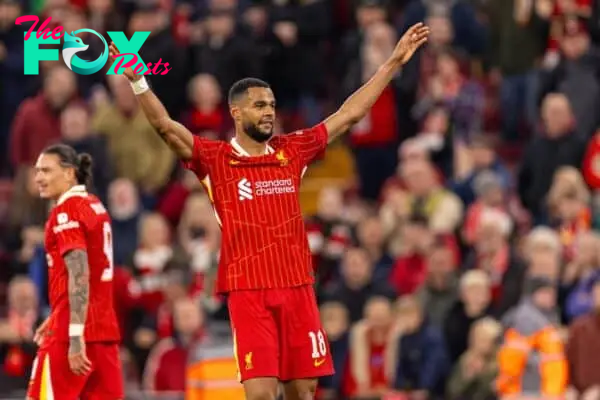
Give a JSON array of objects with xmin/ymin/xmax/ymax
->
[
  {"xmin": 63, "ymin": 249, "xmax": 90, "ymax": 326},
  {"xmin": 135, "ymin": 88, "xmax": 194, "ymax": 160}
]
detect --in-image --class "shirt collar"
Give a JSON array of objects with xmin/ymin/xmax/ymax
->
[
  {"xmin": 230, "ymin": 138, "xmax": 274, "ymax": 156},
  {"xmin": 57, "ymin": 185, "xmax": 87, "ymax": 205}
]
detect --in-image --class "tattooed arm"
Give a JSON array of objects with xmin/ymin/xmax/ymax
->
[{"xmin": 64, "ymin": 249, "xmax": 90, "ymax": 353}]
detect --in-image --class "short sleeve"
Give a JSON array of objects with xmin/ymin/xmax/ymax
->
[
  {"xmin": 182, "ymin": 135, "xmax": 221, "ymax": 180},
  {"xmin": 53, "ymin": 207, "xmax": 87, "ymax": 257},
  {"xmin": 277, "ymin": 123, "xmax": 329, "ymax": 166}
]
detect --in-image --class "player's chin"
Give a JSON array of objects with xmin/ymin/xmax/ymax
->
[{"xmin": 259, "ymin": 127, "xmax": 274, "ymax": 138}]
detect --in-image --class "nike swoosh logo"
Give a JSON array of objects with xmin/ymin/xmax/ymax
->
[
  {"xmin": 230, "ymin": 160, "xmax": 240, "ymax": 165},
  {"xmin": 314, "ymin": 358, "xmax": 326, "ymax": 367}
]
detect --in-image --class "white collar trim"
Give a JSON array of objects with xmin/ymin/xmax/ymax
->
[
  {"xmin": 57, "ymin": 185, "xmax": 87, "ymax": 205},
  {"xmin": 230, "ymin": 138, "xmax": 274, "ymax": 156}
]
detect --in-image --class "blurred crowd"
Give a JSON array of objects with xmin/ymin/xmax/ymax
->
[{"xmin": 2, "ymin": 0, "xmax": 600, "ymax": 398}]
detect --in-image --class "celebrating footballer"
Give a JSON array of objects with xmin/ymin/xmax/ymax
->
[{"xmin": 108, "ymin": 22, "xmax": 429, "ymax": 400}]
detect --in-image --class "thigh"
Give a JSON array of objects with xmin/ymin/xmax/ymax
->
[
  {"xmin": 81, "ymin": 343, "xmax": 124, "ymax": 400},
  {"xmin": 228, "ymin": 290, "xmax": 280, "ymax": 381},
  {"xmin": 278, "ymin": 286, "xmax": 334, "ymax": 382},
  {"xmin": 27, "ymin": 342, "xmax": 87, "ymax": 400}
]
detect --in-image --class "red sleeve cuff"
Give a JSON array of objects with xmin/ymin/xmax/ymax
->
[{"xmin": 59, "ymin": 244, "xmax": 87, "ymax": 258}]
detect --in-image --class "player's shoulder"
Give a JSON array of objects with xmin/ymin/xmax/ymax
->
[
  {"xmin": 269, "ymin": 123, "xmax": 328, "ymax": 147},
  {"xmin": 54, "ymin": 190, "xmax": 108, "ymax": 224},
  {"xmin": 193, "ymin": 134, "xmax": 229, "ymax": 152}
]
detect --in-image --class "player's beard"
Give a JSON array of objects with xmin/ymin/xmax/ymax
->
[{"xmin": 244, "ymin": 121, "xmax": 273, "ymax": 143}]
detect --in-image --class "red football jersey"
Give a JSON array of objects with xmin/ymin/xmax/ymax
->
[
  {"xmin": 184, "ymin": 123, "xmax": 328, "ymax": 293},
  {"xmin": 44, "ymin": 185, "xmax": 120, "ymax": 343}
]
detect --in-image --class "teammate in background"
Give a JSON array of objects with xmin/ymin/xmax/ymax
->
[
  {"xmin": 27, "ymin": 144, "xmax": 123, "ymax": 400},
  {"xmin": 108, "ymin": 22, "xmax": 429, "ymax": 400}
]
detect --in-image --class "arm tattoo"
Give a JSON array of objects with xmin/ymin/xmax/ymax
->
[{"xmin": 64, "ymin": 249, "xmax": 89, "ymax": 352}]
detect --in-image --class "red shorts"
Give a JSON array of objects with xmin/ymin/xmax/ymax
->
[
  {"xmin": 228, "ymin": 285, "xmax": 334, "ymax": 382},
  {"xmin": 27, "ymin": 341, "xmax": 124, "ymax": 400}
]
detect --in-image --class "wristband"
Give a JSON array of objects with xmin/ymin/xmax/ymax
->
[
  {"xmin": 130, "ymin": 77, "xmax": 150, "ymax": 95},
  {"xmin": 68, "ymin": 324, "xmax": 84, "ymax": 337}
]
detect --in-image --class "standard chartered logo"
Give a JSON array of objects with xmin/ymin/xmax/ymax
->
[
  {"xmin": 238, "ymin": 178, "xmax": 253, "ymax": 200},
  {"xmin": 237, "ymin": 178, "xmax": 295, "ymax": 201}
]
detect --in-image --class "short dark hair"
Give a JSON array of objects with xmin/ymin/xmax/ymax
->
[
  {"xmin": 42, "ymin": 143, "xmax": 93, "ymax": 186},
  {"xmin": 228, "ymin": 77, "xmax": 270, "ymax": 104}
]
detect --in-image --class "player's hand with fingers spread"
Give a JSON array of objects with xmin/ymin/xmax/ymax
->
[
  {"xmin": 391, "ymin": 22, "xmax": 430, "ymax": 66},
  {"xmin": 68, "ymin": 336, "xmax": 92, "ymax": 375},
  {"xmin": 107, "ymin": 42, "xmax": 138, "ymax": 82}
]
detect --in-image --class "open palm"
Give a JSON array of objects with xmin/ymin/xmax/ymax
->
[
  {"xmin": 392, "ymin": 23, "xmax": 430, "ymax": 65},
  {"xmin": 107, "ymin": 42, "xmax": 136, "ymax": 81}
]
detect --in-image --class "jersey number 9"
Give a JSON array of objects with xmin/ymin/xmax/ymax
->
[{"xmin": 101, "ymin": 222, "xmax": 114, "ymax": 282}]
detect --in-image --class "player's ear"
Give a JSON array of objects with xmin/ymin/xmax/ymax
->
[
  {"xmin": 64, "ymin": 166, "xmax": 76, "ymax": 183},
  {"xmin": 230, "ymin": 105, "xmax": 241, "ymax": 122}
]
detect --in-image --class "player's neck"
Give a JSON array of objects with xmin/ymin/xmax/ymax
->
[{"xmin": 233, "ymin": 134, "xmax": 269, "ymax": 156}]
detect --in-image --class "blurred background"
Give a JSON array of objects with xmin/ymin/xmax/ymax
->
[{"xmin": 2, "ymin": 0, "xmax": 600, "ymax": 398}]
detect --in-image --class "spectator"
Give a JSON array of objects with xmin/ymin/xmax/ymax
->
[
  {"xmin": 92, "ymin": 76, "xmax": 175, "ymax": 196},
  {"xmin": 452, "ymin": 135, "xmax": 512, "ymax": 207},
  {"xmin": 0, "ymin": 277, "xmax": 42, "ymax": 395},
  {"xmin": 4, "ymin": 165, "xmax": 48, "ymax": 272},
  {"xmin": 567, "ymin": 272, "xmax": 600, "ymax": 398},
  {"xmin": 107, "ymin": 178, "xmax": 141, "ymax": 266},
  {"xmin": 128, "ymin": 5, "xmax": 188, "ymax": 117},
  {"xmin": 318, "ymin": 302, "xmax": 350, "ymax": 400},
  {"xmin": 539, "ymin": 18, "xmax": 600, "ymax": 139},
  {"xmin": 402, "ymin": 159, "xmax": 464, "ymax": 233},
  {"xmin": 133, "ymin": 212, "xmax": 173, "ymax": 316},
  {"xmin": 344, "ymin": 296, "xmax": 395, "ymax": 398},
  {"xmin": 391, "ymin": 295, "xmax": 449, "ymax": 398},
  {"xmin": 564, "ymin": 232, "xmax": 600, "ymax": 321},
  {"xmin": 143, "ymin": 297, "xmax": 204, "ymax": 393},
  {"xmin": 487, "ymin": 0, "xmax": 552, "ymax": 141},
  {"xmin": 444, "ymin": 270, "xmax": 493, "ymax": 365},
  {"xmin": 266, "ymin": 0, "xmax": 330, "ymax": 127},
  {"xmin": 10, "ymin": 66, "xmax": 78, "ymax": 168},
  {"xmin": 0, "ymin": 0, "xmax": 30, "ymax": 174},
  {"xmin": 389, "ymin": 214, "xmax": 432, "ymax": 295},
  {"xmin": 413, "ymin": 48, "xmax": 485, "ymax": 143},
  {"xmin": 463, "ymin": 208, "xmax": 525, "ymax": 315},
  {"xmin": 462, "ymin": 171, "xmax": 509, "ymax": 245},
  {"xmin": 547, "ymin": 167, "xmax": 592, "ymax": 259},
  {"xmin": 518, "ymin": 93, "xmax": 587, "ymax": 222},
  {"xmin": 416, "ymin": 236, "xmax": 459, "ymax": 327},
  {"xmin": 174, "ymin": 192, "xmax": 220, "ymax": 296},
  {"xmin": 156, "ymin": 169, "xmax": 202, "ymax": 228},
  {"xmin": 181, "ymin": 73, "xmax": 230, "ymax": 140},
  {"xmin": 356, "ymin": 215, "xmax": 394, "ymax": 282},
  {"xmin": 307, "ymin": 187, "xmax": 352, "ymax": 291},
  {"xmin": 59, "ymin": 103, "xmax": 113, "ymax": 202},
  {"xmin": 524, "ymin": 226, "xmax": 564, "ymax": 281},
  {"xmin": 446, "ymin": 317, "xmax": 501, "ymax": 400},
  {"xmin": 326, "ymin": 247, "xmax": 396, "ymax": 323},
  {"xmin": 345, "ymin": 22, "xmax": 400, "ymax": 200},
  {"xmin": 402, "ymin": 0, "xmax": 486, "ymax": 55},
  {"xmin": 497, "ymin": 277, "xmax": 568, "ymax": 399},
  {"xmin": 192, "ymin": 9, "xmax": 263, "ymax": 99}
]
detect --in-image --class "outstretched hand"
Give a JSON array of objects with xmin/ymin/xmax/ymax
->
[
  {"xmin": 391, "ymin": 22, "xmax": 430, "ymax": 66},
  {"xmin": 107, "ymin": 42, "xmax": 137, "ymax": 81}
]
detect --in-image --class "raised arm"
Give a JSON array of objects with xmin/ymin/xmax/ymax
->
[
  {"xmin": 324, "ymin": 23, "xmax": 429, "ymax": 143},
  {"xmin": 108, "ymin": 43, "xmax": 194, "ymax": 160}
]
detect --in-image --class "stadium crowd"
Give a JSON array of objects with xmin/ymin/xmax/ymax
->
[{"xmin": 2, "ymin": 0, "xmax": 600, "ymax": 398}]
